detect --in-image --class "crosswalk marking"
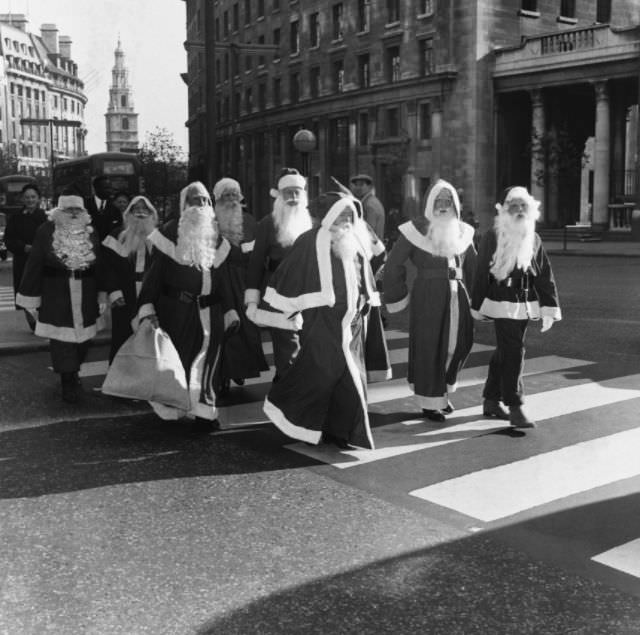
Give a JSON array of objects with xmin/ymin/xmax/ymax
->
[
  {"xmin": 410, "ymin": 425, "xmax": 640, "ymax": 522},
  {"xmin": 368, "ymin": 355, "xmax": 593, "ymax": 405},
  {"xmin": 289, "ymin": 372, "xmax": 640, "ymax": 469},
  {"xmin": 0, "ymin": 286, "xmax": 15, "ymax": 312},
  {"xmin": 592, "ymin": 539, "xmax": 640, "ymax": 578}
]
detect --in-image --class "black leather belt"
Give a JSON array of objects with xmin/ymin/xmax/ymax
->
[
  {"xmin": 44, "ymin": 266, "xmax": 95, "ymax": 280},
  {"xmin": 417, "ymin": 267, "xmax": 462, "ymax": 280},
  {"xmin": 495, "ymin": 275, "xmax": 529, "ymax": 289},
  {"xmin": 162, "ymin": 284, "xmax": 216, "ymax": 308}
]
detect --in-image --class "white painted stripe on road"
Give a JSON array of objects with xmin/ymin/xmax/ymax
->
[
  {"xmin": 369, "ymin": 355, "xmax": 593, "ymax": 405},
  {"xmin": 410, "ymin": 426, "xmax": 640, "ymax": 522},
  {"xmin": 289, "ymin": 372, "xmax": 640, "ymax": 469},
  {"xmin": 592, "ymin": 539, "xmax": 640, "ymax": 579}
]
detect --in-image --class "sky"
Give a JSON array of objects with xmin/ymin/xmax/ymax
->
[{"xmin": 4, "ymin": 0, "xmax": 189, "ymax": 154}]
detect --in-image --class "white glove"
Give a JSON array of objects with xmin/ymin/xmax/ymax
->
[
  {"xmin": 224, "ymin": 309, "xmax": 240, "ymax": 332},
  {"xmin": 98, "ymin": 302, "xmax": 107, "ymax": 315},
  {"xmin": 246, "ymin": 302, "xmax": 258, "ymax": 323},
  {"xmin": 141, "ymin": 313, "xmax": 160, "ymax": 329},
  {"xmin": 541, "ymin": 316, "xmax": 554, "ymax": 333},
  {"xmin": 471, "ymin": 309, "xmax": 491, "ymax": 323}
]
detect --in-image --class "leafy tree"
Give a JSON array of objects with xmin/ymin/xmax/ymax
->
[
  {"xmin": 139, "ymin": 127, "xmax": 187, "ymax": 221},
  {"xmin": 0, "ymin": 147, "xmax": 19, "ymax": 177}
]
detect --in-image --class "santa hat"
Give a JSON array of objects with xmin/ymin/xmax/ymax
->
[
  {"xmin": 123, "ymin": 195, "xmax": 159, "ymax": 221},
  {"xmin": 179, "ymin": 181, "xmax": 212, "ymax": 211},
  {"xmin": 423, "ymin": 179, "xmax": 461, "ymax": 221},
  {"xmin": 57, "ymin": 194, "xmax": 85, "ymax": 210},
  {"xmin": 213, "ymin": 177, "xmax": 243, "ymax": 202},
  {"xmin": 269, "ymin": 168, "xmax": 306, "ymax": 198}
]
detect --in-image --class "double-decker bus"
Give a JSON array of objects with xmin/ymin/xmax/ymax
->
[{"xmin": 52, "ymin": 152, "xmax": 144, "ymax": 200}]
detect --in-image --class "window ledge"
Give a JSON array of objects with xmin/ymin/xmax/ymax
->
[
  {"xmin": 557, "ymin": 15, "xmax": 578, "ymax": 25},
  {"xmin": 385, "ymin": 21, "xmax": 401, "ymax": 29},
  {"xmin": 417, "ymin": 12, "xmax": 434, "ymax": 19},
  {"xmin": 518, "ymin": 9, "xmax": 540, "ymax": 18},
  {"xmin": 356, "ymin": 29, "xmax": 370, "ymax": 36},
  {"xmin": 331, "ymin": 37, "xmax": 344, "ymax": 45}
]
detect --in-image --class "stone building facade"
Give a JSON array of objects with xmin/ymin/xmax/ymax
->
[
  {"xmin": 105, "ymin": 40, "xmax": 139, "ymax": 153},
  {"xmin": 182, "ymin": 0, "xmax": 640, "ymax": 236},
  {"xmin": 0, "ymin": 14, "xmax": 87, "ymax": 175}
]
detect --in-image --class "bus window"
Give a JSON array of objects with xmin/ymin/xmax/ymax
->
[
  {"xmin": 52, "ymin": 152, "xmax": 143, "ymax": 201},
  {"xmin": 0, "ymin": 175, "xmax": 37, "ymax": 216}
]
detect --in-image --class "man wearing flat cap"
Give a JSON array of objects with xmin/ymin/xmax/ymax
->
[
  {"xmin": 17, "ymin": 192, "xmax": 104, "ymax": 403},
  {"xmin": 350, "ymin": 173, "xmax": 385, "ymax": 241}
]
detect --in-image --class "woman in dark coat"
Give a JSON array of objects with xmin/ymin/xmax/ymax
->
[{"xmin": 4, "ymin": 183, "xmax": 48, "ymax": 331}]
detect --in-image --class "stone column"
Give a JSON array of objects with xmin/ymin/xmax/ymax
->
[
  {"xmin": 529, "ymin": 89, "xmax": 546, "ymax": 221},
  {"xmin": 593, "ymin": 81, "xmax": 610, "ymax": 227}
]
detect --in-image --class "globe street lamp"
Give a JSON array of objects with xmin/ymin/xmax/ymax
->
[{"xmin": 292, "ymin": 129, "xmax": 316, "ymax": 178}]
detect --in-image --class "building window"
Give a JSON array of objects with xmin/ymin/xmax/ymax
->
[
  {"xmin": 258, "ymin": 35, "xmax": 265, "ymax": 65},
  {"xmin": 596, "ymin": 0, "xmax": 611, "ymax": 23},
  {"xmin": 332, "ymin": 3, "xmax": 344, "ymax": 41},
  {"xmin": 560, "ymin": 0, "xmax": 575, "ymax": 18},
  {"xmin": 386, "ymin": 0, "xmax": 400, "ymax": 23},
  {"xmin": 386, "ymin": 46, "xmax": 401, "ymax": 82},
  {"xmin": 358, "ymin": 0, "xmax": 370, "ymax": 32},
  {"xmin": 310, "ymin": 66, "xmax": 321, "ymax": 98},
  {"xmin": 419, "ymin": 38, "xmax": 434, "ymax": 75},
  {"xmin": 273, "ymin": 77, "xmax": 281, "ymax": 107},
  {"xmin": 246, "ymin": 49, "xmax": 252, "ymax": 72},
  {"xmin": 290, "ymin": 72, "xmax": 300, "ymax": 104},
  {"xmin": 244, "ymin": 0, "xmax": 251, "ymax": 24},
  {"xmin": 245, "ymin": 87, "xmax": 253, "ymax": 113},
  {"xmin": 333, "ymin": 59, "xmax": 345, "ymax": 93},
  {"xmin": 419, "ymin": 0, "xmax": 435, "ymax": 15},
  {"xmin": 273, "ymin": 0, "xmax": 280, "ymax": 10},
  {"xmin": 419, "ymin": 102, "xmax": 432, "ymax": 140},
  {"xmin": 215, "ymin": 17, "xmax": 220, "ymax": 40},
  {"xmin": 309, "ymin": 12, "xmax": 320, "ymax": 48},
  {"xmin": 121, "ymin": 95, "xmax": 127, "ymax": 107},
  {"xmin": 233, "ymin": 3, "xmax": 239, "ymax": 31},
  {"xmin": 122, "ymin": 117, "xmax": 129, "ymax": 130},
  {"xmin": 233, "ymin": 92, "xmax": 241, "ymax": 119},
  {"xmin": 257, "ymin": 0, "xmax": 265, "ymax": 17},
  {"xmin": 358, "ymin": 54, "xmax": 370, "ymax": 88},
  {"xmin": 386, "ymin": 107, "xmax": 399, "ymax": 137},
  {"xmin": 358, "ymin": 111, "xmax": 369, "ymax": 146},
  {"xmin": 258, "ymin": 82, "xmax": 266, "ymax": 110},
  {"xmin": 224, "ymin": 52, "xmax": 230, "ymax": 80},
  {"xmin": 223, "ymin": 10, "xmax": 229, "ymax": 36},
  {"xmin": 224, "ymin": 96, "xmax": 230, "ymax": 120},
  {"xmin": 290, "ymin": 20, "xmax": 299, "ymax": 54},
  {"xmin": 273, "ymin": 27, "xmax": 281, "ymax": 58}
]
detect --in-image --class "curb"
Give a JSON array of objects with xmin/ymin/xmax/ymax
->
[{"xmin": 0, "ymin": 334, "xmax": 111, "ymax": 357}]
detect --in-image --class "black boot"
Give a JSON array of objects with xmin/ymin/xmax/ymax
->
[
  {"xmin": 483, "ymin": 399, "xmax": 510, "ymax": 420},
  {"xmin": 509, "ymin": 406, "xmax": 536, "ymax": 429},
  {"xmin": 61, "ymin": 373, "xmax": 78, "ymax": 404},
  {"xmin": 422, "ymin": 409, "xmax": 445, "ymax": 422}
]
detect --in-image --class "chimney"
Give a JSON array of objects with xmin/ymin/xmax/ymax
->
[
  {"xmin": 40, "ymin": 23, "xmax": 58, "ymax": 54},
  {"xmin": 59, "ymin": 35, "xmax": 72, "ymax": 59},
  {"xmin": 0, "ymin": 14, "xmax": 28, "ymax": 31}
]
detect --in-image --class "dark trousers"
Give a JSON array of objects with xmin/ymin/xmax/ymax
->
[
  {"xmin": 270, "ymin": 328, "xmax": 300, "ymax": 377},
  {"xmin": 483, "ymin": 318, "xmax": 528, "ymax": 407},
  {"xmin": 49, "ymin": 339, "xmax": 90, "ymax": 374}
]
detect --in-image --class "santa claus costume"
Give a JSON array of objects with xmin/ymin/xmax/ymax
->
[
  {"xmin": 17, "ymin": 194, "xmax": 103, "ymax": 402},
  {"xmin": 262, "ymin": 191, "xmax": 390, "ymax": 450},
  {"xmin": 384, "ymin": 179, "xmax": 477, "ymax": 421},
  {"xmin": 471, "ymin": 185, "xmax": 562, "ymax": 428}
]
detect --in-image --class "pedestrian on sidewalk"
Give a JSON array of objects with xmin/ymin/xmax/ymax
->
[
  {"xmin": 84, "ymin": 175, "xmax": 122, "ymax": 242},
  {"xmin": 244, "ymin": 168, "xmax": 314, "ymax": 380},
  {"xmin": 4, "ymin": 183, "xmax": 48, "ymax": 332},
  {"xmin": 101, "ymin": 195, "xmax": 159, "ymax": 363},
  {"xmin": 349, "ymin": 174, "xmax": 386, "ymax": 243},
  {"xmin": 383, "ymin": 179, "xmax": 477, "ymax": 422},
  {"xmin": 212, "ymin": 178, "xmax": 268, "ymax": 395},
  {"xmin": 16, "ymin": 193, "xmax": 104, "ymax": 403},
  {"xmin": 263, "ymin": 190, "xmax": 390, "ymax": 449},
  {"xmin": 471, "ymin": 185, "xmax": 562, "ymax": 428},
  {"xmin": 135, "ymin": 182, "xmax": 238, "ymax": 432}
]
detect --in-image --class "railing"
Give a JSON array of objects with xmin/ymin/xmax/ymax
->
[
  {"xmin": 540, "ymin": 27, "xmax": 597, "ymax": 54},
  {"xmin": 608, "ymin": 203, "xmax": 634, "ymax": 232}
]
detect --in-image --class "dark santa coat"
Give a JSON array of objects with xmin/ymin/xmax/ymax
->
[
  {"xmin": 262, "ymin": 196, "xmax": 390, "ymax": 449},
  {"xmin": 137, "ymin": 220, "xmax": 234, "ymax": 420},
  {"xmin": 384, "ymin": 218, "xmax": 477, "ymax": 410},
  {"xmin": 216, "ymin": 211, "xmax": 268, "ymax": 381},
  {"xmin": 102, "ymin": 227, "xmax": 155, "ymax": 363},
  {"xmin": 471, "ymin": 228, "xmax": 561, "ymax": 321},
  {"xmin": 16, "ymin": 220, "xmax": 102, "ymax": 343}
]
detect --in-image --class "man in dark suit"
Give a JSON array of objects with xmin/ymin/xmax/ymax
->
[{"xmin": 84, "ymin": 175, "xmax": 122, "ymax": 241}]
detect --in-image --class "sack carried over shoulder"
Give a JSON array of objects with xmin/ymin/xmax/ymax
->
[{"xmin": 102, "ymin": 320, "xmax": 190, "ymax": 410}]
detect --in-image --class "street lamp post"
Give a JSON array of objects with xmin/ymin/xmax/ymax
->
[{"xmin": 292, "ymin": 128, "xmax": 316, "ymax": 179}]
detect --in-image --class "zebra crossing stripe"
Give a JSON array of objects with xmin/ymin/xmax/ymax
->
[
  {"xmin": 592, "ymin": 538, "xmax": 640, "ymax": 579},
  {"xmin": 368, "ymin": 355, "xmax": 593, "ymax": 405},
  {"xmin": 288, "ymin": 372, "xmax": 640, "ymax": 469}
]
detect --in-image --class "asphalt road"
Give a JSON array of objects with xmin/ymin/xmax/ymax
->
[{"xmin": 0, "ymin": 254, "xmax": 639, "ymax": 634}]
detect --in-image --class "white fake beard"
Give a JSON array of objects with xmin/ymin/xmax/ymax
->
[
  {"xmin": 490, "ymin": 211, "xmax": 536, "ymax": 281},
  {"xmin": 215, "ymin": 200, "xmax": 244, "ymax": 246},
  {"xmin": 330, "ymin": 227, "xmax": 362, "ymax": 262},
  {"xmin": 427, "ymin": 216, "xmax": 463, "ymax": 259},
  {"xmin": 51, "ymin": 209, "xmax": 96, "ymax": 270},
  {"xmin": 273, "ymin": 194, "xmax": 312, "ymax": 247},
  {"xmin": 176, "ymin": 205, "xmax": 218, "ymax": 269},
  {"xmin": 120, "ymin": 215, "xmax": 156, "ymax": 256}
]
